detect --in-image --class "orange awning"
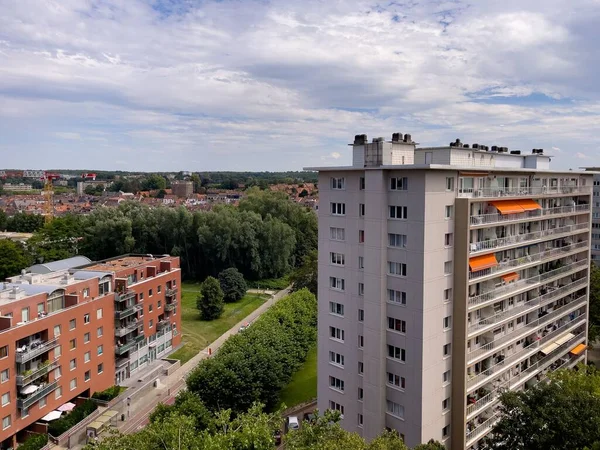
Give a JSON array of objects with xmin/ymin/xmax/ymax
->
[
  {"xmin": 469, "ymin": 254, "xmax": 498, "ymax": 271},
  {"xmin": 570, "ymin": 343, "xmax": 587, "ymax": 355},
  {"xmin": 490, "ymin": 200, "xmax": 524, "ymax": 215},
  {"xmin": 501, "ymin": 272, "xmax": 519, "ymax": 283},
  {"xmin": 518, "ymin": 199, "xmax": 542, "ymax": 211}
]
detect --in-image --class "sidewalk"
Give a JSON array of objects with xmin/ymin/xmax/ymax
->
[{"xmin": 115, "ymin": 286, "xmax": 292, "ymax": 435}]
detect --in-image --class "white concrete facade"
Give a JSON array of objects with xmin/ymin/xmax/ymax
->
[{"xmin": 308, "ymin": 135, "xmax": 592, "ymax": 449}]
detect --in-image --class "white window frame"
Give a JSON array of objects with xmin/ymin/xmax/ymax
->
[
  {"xmin": 388, "ymin": 289, "xmax": 407, "ymax": 305},
  {"xmin": 330, "ymin": 252, "xmax": 345, "ymax": 266},
  {"xmin": 331, "ymin": 177, "xmax": 346, "ymax": 190},
  {"xmin": 329, "ymin": 277, "xmax": 345, "ymax": 291},
  {"xmin": 389, "ymin": 205, "xmax": 408, "ymax": 219},
  {"xmin": 390, "ymin": 177, "xmax": 408, "ymax": 191},
  {"xmin": 388, "ymin": 233, "xmax": 407, "ymax": 248},
  {"xmin": 387, "ymin": 372, "xmax": 406, "ymax": 390},
  {"xmin": 329, "ymin": 302, "xmax": 344, "ymax": 316},
  {"xmin": 386, "ymin": 400, "xmax": 405, "ymax": 419},
  {"xmin": 388, "ymin": 261, "xmax": 407, "ymax": 277},
  {"xmin": 329, "ymin": 376, "xmax": 345, "ymax": 392},
  {"xmin": 446, "ymin": 177, "xmax": 454, "ymax": 191},
  {"xmin": 445, "ymin": 205, "xmax": 454, "ymax": 219},
  {"xmin": 329, "ymin": 326, "xmax": 345, "ymax": 342},
  {"xmin": 330, "ymin": 202, "xmax": 346, "ymax": 216},
  {"xmin": 329, "ymin": 351, "xmax": 344, "ymax": 367},
  {"xmin": 330, "ymin": 227, "xmax": 345, "ymax": 241},
  {"xmin": 387, "ymin": 317, "xmax": 406, "ymax": 334},
  {"xmin": 387, "ymin": 345, "xmax": 406, "ymax": 362},
  {"xmin": 359, "ymin": 203, "xmax": 365, "ymax": 217}
]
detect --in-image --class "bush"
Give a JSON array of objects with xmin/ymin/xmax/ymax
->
[
  {"xmin": 248, "ymin": 275, "xmax": 290, "ymax": 290},
  {"xmin": 92, "ymin": 385, "xmax": 123, "ymax": 401},
  {"xmin": 186, "ymin": 289, "xmax": 317, "ymax": 412},
  {"xmin": 18, "ymin": 434, "xmax": 48, "ymax": 450},
  {"xmin": 48, "ymin": 399, "xmax": 98, "ymax": 437},
  {"xmin": 218, "ymin": 268, "xmax": 247, "ymax": 303}
]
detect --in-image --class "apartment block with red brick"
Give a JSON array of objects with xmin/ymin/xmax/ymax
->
[{"xmin": 0, "ymin": 254, "xmax": 181, "ymax": 449}]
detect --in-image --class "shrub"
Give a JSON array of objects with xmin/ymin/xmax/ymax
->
[
  {"xmin": 18, "ymin": 434, "xmax": 48, "ymax": 450},
  {"xmin": 247, "ymin": 275, "xmax": 290, "ymax": 290},
  {"xmin": 92, "ymin": 385, "xmax": 123, "ymax": 402},
  {"xmin": 48, "ymin": 399, "xmax": 98, "ymax": 437}
]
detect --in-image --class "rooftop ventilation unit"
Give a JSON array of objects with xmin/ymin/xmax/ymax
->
[
  {"xmin": 403, "ymin": 134, "xmax": 412, "ymax": 143},
  {"xmin": 491, "ymin": 146, "xmax": 498, "ymax": 152},
  {"xmin": 392, "ymin": 133, "xmax": 402, "ymax": 142},
  {"xmin": 472, "ymin": 144, "xmax": 480, "ymax": 149},
  {"xmin": 510, "ymin": 150, "xmax": 521, "ymax": 155},
  {"xmin": 373, "ymin": 137, "xmax": 384, "ymax": 143},
  {"xmin": 354, "ymin": 134, "xmax": 368, "ymax": 145},
  {"xmin": 463, "ymin": 144, "xmax": 470, "ymax": 148}
]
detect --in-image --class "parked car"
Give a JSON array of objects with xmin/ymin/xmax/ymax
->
[
  {"xmin": 239, "ymin": 322, "xmax": 250, "ymax": 332},
  {"xmin": 287, "ymin": 415, "xmax": 300, "ymax": 431},
  {"xmin": 303, "ymin": 412, "xmax": 316, "ymax": 424}
]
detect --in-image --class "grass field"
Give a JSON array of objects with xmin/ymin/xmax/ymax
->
[
  {"xmin": 279, "ymin": 345, "xmax": 318, "ymax": 409},
  {"xmin": 168, "ymin": 281, "xmax": 268, "ymax": 364}
]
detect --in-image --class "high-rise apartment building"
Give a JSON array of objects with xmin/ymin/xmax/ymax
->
[
  {"xmin": 582, "ymin": 168, "xmax": 600, "ymax": 264},
  {"xmin": 0, "ymin": 254, "xmax": 181, "ymax": 449},
  {"xmin": 307, "ymin": 134, "xmax": 592, "ymax": 449}
]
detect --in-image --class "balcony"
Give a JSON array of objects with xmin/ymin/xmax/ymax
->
[
  {"xmin": 17, "ymin": 380, "xmax": 59, "ymax": 409},
  {"xmin": 468, "ymin": 278, "xmax": 588, "ymax": 335},
  {"xmin": 165, "ymin": 300, "xmax": 178, "ymax": 312},
  {"xmin": 156, "ymin": 320, "xmax": 170, "ymax": 331},
  {"xmin": 115, "ymin": 290, "xmax": 136, "ymax": 302},
  {"xmin": 468, "ymin": 259, "xmax": 588, "ymax": 309},
  {"xmin": 469, "ymin": 223, "xmax": 589, "ymax": 255},
  {"xmin": 114, "ymin": 304, "xmax": 142, "ymax": 320},
  {"xmin": 467, "ymin": 313, "xmax": 587, "ymax": 389},
  {"xmin": 470, "ymin": 204, "xmax": 590, "ymax": 227},
  {"xmin": 15, "ymin": 337, "xmax": 60, "ymax": 364},
  {"xmin": 166, "ymin": 287, "xmax": 178, "ymax": 297},
  {"xmin": 115, "ymin": 337, "xmax": 141, "ymax": 355},
  {"xmin": 458, "ymin": 185, "xmax": 592, "ymax": 199},
  {"xmin": 16, "ymin": 360, "xmax": 60, "ymax": 386},
  {"xmin": 469, "ymin": 241, "xmax": 589, "ymax": 281},
  {"xmin": 115, "ymin": 321, "xmax": 140, "ymax": 337},
  {"xmin": 466, "ymin": 412, "xmax": 500, "ymax": 445}
]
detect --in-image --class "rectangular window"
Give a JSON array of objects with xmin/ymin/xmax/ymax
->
[
  {"xmin": 329, "ymin": 277, "xmax": 345, "ymax": 291},
  {"xmin": 443, "ymin": 425, "xmax": 450, "ymax": 438},
  {"xmin": 329, "ymin": 302, "xmax": 344, "ymax": 316},
  {"xmin": 330, "ymin": 202, "xmax": 346, "ymax": 215},
  {"xmin": 329, "ymin": 376, "xmax": 345, "ymax": 392},
  {"xmin": 69, "ymin": 339, "xmax": 76, "ymax": 350},
  {"xmin": 70, "ymin": 379, "xmax": 77, "ymax": 391},
  {"xmin": 84, "ymin": 332, "xmax": 90, "ymax": 343},
  {"xmin": 0, "ymin": 347, "xmax": 7, "ymax": 359},
  {"xmin": 37, "ymin": 303, "xmax": 44, "ymax": 314},
  {"xmin": 359, "ymin": 177, "xmax": 365, "ymax": 190},
  {"xmin": 442, "ymin": 398, "xmax": 450, "ymax": 411},
  {"xmin": 55, "ymin": 386, "xmax": 62, "ymax": 399},
  {"xmin": 330, "ymin": 227, "xmax": 345, "ymax": 241},
  {"xmin": 443, "ymin": 370, "xmax": 451, "ymax": 384},
  {"xmin": 149, "ymin": 289, "xmax": 153, "ymax": 297},
  {"xmin": 329, "ymin": 351, "xmax": 344, "ymax": 367},
  {"xmin": 443, "ymin": 316, "xmax": 452, "ymax": 329},
  {"xmin": 97, "ymin": 308, "xmax": 103, "ymax": 319},
  {"xmin": 83, "ymin": 288, "xmax": 89, "ymax": 298},
  {"xmin": 1, "ymin": 393, "xmax": 9, "ymax": 406},
  {"xmin": 387, "ymin": 345, "xmax": 406, "ymax": 361},
  {"xmin": 443, "ymin": 343, "xmax": 452, "ymax": 357},
  {"xmin": 358, "ymin": 388, "xmax": 363, "ymax": 400},
  {"xmin": 444, "ymin": 261, "xmax": 453, "ymax": 275},
  {"xmin": 386, "ymin": 400, "xmax": 404, "ymax": 418},
  {"xmin": 359, "ymin": 230, "xmax": 365, "ymax": 243},
  {"xmin": 390, "ymin": 177, "xmax": 408, "ymax": 191},
  {"xmin": 331, "ymin": 177, "xmax": 346, "ymax": 190},
  {"xmin": 55, "ymin": 366, "xmax": 62, "ymax": 379},
  {"xmin": 84, "ymin": 313, "xmax": 90, "ymax": 324},
  {"xmin": 389, "ymin": 205, "xmax": 408, "ymax": 219},
  {"xmin": 358, "ymin": 414, "xmax": 363, "ymax": 427},
  {"xmin": 69, "ymin": 319, "xmax": 76, "ymax": 330},
  {"xmin": 358, "ymin": 283, "xmax": 364, "ymax": 296},
  {"xmin": 158, "ymin": 301, "xmax": 162, "ymax": 309},
  {"xmin": 69, "ymin": 359, "xmax": 76, "ymax": 371},
  {"xmin": 149, "ymin": 319, "xmax": 154, "ymax": 328},
  {"xmin": 329, "ymin": 326, "xmax": 345, "ymax": 342},
  {"xmin": 97, "ymin": 345, "xmax": 103, "ymax": 356},
  {"xmin": 330, "ymin": 252, "xmax": 345, "ymax": 266},
  {"xmin": 329, "ymin": 401, "xmax": 344, "ymax": 416},
  {"xmin": 446, "ymin": 177, "xmax": 454, "ymax": 191},
  {"xmin": 158, "ymin": 285, "xmax": 162, "ymax": 293},
  {"xmin": 97, "ymin": 327, "xmax": 103, "ymax": 338},
  {"xmin": 0, "ymin": 370, "xmax": 7, "ymax": 383},
  {"xmin": 149, "ymin": 304, "xmax": 153, "ymax": 313},
  {"xmin": 21, "ymin": 307, "xmax": 29, "ymax": 323},
  {"xmin": 358, "ymin": 309, "xmax": 364, "ymax": 322},
  {"xmin": 444, "ymin": 233, "xmax": 453, "ymax": 247},
  {"xmin": 54, "ymin": 346, "xmax": 61, "ymax": 358},
  {"xmin": 39, "ymin": 396, "xmax": 46, "ymax": 408},
  {"xmin": 388, "ymin": 262, "xmax": 407, "ymax": 277},
  {"xmin": 444, "ymin": 288, "xmax": 452, "ymax": 302},
  {"xmin": 387, "ymin": 372, "xmax": 406, "ymax": 389},
  {"xmin": 388, "ymin": 233, "xmax": 407, "ymax": 248},
  {"xmin": 358, "ymin": 335, "xmax": 364, "ymax": 348},
  {"xmin": 358, "ymin": 256, "xmax": 364, "ymax": 269},
  {"xmin": 388, "ymin": 289, "xmax": 407, "ymax": 305},
  {"xmin": 84, "ymin": 371, "xmax": 91, "ymax": 382},
  {"xmin": 359, "ymin": 203, "xmax": 365, "ymax": 217},
  {"xmin": 387, "ymin": 317, "xmax": 406, "ymax": 333},
  {"xmin": 98, "ymin": 363, "xmax": 104, "ymax": 374},
  {"xmin": 445, "ymin": 205, "xmax": 454, "ymax": 219},
  {"xmin": 84, "ymin": 351, "xmax": 91, "ymax": 363},
  {"xmin": 2, "ymin": 415, "xmax": 10, "ymax": 430},
  {"xmin": 54, "ymin": 325, "xmax": 61, "ymax": 337}
]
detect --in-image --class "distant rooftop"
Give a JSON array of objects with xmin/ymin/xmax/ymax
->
[
  {"xmin": 81, "ymin": 254, "xmax": 170, "ymax": 273},
  {"xmin": 28, "ymin": 256, "xmax": 92, "ymax": 274}
]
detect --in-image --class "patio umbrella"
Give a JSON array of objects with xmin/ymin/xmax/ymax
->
[
  {"xmin": 58, "ymin": 402, "xmax": 76, "ymax": 412},
  {"xmin": 41, "ymin": 410, "xmax": 62, "ymax": 421},
  {"xmin": 20, "ymin": 384, "xmax": 39, "ymax": 395}
]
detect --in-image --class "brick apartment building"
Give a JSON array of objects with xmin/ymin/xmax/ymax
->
[{"xmin": 0, "ymin": 254, "xmax": 181, "ymax": 449}]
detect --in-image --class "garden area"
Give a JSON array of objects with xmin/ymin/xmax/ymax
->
[
  {"xmin": 278, "ymin": 345, "xmax": 317, "ymax": 408},
  {"xmin": 167, "ymin": 280, "xmax": 271, "ymax": 364}
]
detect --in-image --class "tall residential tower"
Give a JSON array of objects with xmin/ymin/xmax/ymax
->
[{"xmin": 307, "ymin": 134, "xmax": 591, "ymax": 449}]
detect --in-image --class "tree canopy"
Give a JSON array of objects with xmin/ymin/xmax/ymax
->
[
  {"xmin": 218, "ymin": 268, "xmax": 247, "ymax": 303},
  {"xmin": 589, "ymin": 263, "xmax": 600, "ymax": 343},
  {"xmin": 197, "ymin": 277, "xmax": 224, "ymax": 320},
  {"xmin": 0, "ymin": 239, "xmax": 32, "ymax": 281}
]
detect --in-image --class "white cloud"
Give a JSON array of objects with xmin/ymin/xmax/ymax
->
[
  {"xmin": 1, "ymin": 0, "xmax": 600, "ymax": 170},
  {"xmin": 576, "ymin": 152, "xmax": 589, "ymax": 159}
]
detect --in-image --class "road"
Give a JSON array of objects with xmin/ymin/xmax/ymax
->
[{"xmin": 117, "ymin": 287, "xmax": 292, "ymax": 435}]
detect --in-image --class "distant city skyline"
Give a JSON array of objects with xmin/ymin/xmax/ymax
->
[{"xmin": 1, "ymin": 0, "xmax": 599, "ymax": 171}]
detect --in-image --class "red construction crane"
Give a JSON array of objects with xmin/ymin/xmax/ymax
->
[{"xmin": 81, "ymin": 173, "xmax": 97, "ymax": 180}]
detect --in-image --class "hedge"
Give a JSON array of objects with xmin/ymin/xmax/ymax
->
[
  {"xmin": 186, "ymin": 289, "xmax": 317, "ymax": 412},
  {"xmin": 48, "ymin": 399, "xmax": 98, "ymax": 437},
  {"xmin": 18, "ymin": 434, "xmax": 48, "ymax": 450},
  {"xmin": 91, "ymin": 385, "xmax": 123, "ymax": 402}
]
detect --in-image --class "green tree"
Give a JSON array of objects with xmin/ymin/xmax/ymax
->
[
  {"xmin": 6, "ymin": 212, "xmax": 44, "ymax": 232},
  {"xmin": 218, "ymin": 268, "xmax": 247, "ymax": 303},
  {"xmin": 141, "ymin": 174, "xmax": 167, "ymax": 191},
  {"xmin": 285, "ymin": 410, "xmax": 366, "ymax": 450},
  {"xmin": 196, "ymin": 277, "xmax": 224, "ymax": 320},
  {"xmin": 290, "ymin": 250, "xmax": 317, "ymax": 296},
  {"xmin": 298, "ymin": 189, "xmax": 309, "ymax": 197},
  {"xmin": 28, "ymin": 215, "xmax": 83, "ymax": 262},
  {"xmin": 488, "ymin": 366, "xmax": 600, "ymax": 450},
  {"xmin": 368, "ymin": 430, "xmax": 410, "ymax": 450},
  {"xmin": 16, "ymin": 433, "xmax": 48, "ymax": 450},
  {"xmin": 156, "ymin": 189, "xmax": 167, "ymax": 199},
  {"xmin": 0, "ymin": 210, "xmax": 7, "ymax": 230},
  {"xmin": 0, "ymin": 239, "xmax": 32, "ymax": 279},
  {"xmin": 589, "ymin": 263, "xmax": 600, "ymax": 343},
  {"xmin": 150, "ymin": 391, "xmax": 213, "ymax": 432},
  {"xmin": 412, "ymin": 440, "xmax": 446, "ymax": 450}
]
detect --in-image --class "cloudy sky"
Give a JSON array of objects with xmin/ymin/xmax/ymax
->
[{"xmin": 1, "ymin": 0, "xmax": 599, "ymax": 171}]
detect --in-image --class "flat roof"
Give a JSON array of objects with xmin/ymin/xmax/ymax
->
[
  {"xmin": 81, "ymin": 255, "xmax": 170, "ymax": 273},
  {"xmin": 28, "ymin": 256, "xmax": 92, "ymax": 274},
  {"xmin": 303, "ymin": 164, "xmax": 594, "ymax": 175}
]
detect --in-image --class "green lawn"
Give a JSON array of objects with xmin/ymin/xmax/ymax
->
[
  {"xmin": 168, "ymin": 281, "xmax": 268, "ymax": 364},
  {"xmin": 279, "ymin": 345, "xmax": 317, "ymax": 409}
]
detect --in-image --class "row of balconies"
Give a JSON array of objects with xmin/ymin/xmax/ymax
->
[
  {"xmin": 468, "ymin": 259, "xmax": 587, "ymax": 308},
  {"xmin": 470, "ymin": 204, "xmax": 590, "ymax": 227},
  {"xmin": 468, "ymin": 240, "xmax": 588, "ymax": 281},
  {"xmin": 115, "ymin": 304, "xmax": 143, "ymax": 320},
  {"xmin": 16, "ymin": 360, "xmax": 60, "ymax": 387},
  {"xmin": 469, "ymin": 223, "xmax": 588, "ymax": 255},
  {"xmin": 467, "ymin": 279, "xmax": 587, "ymax": 335},
  {"xmin": 17, "ymin": 380, "xmax": 59, "ymax": 409},
  {"xmin": 458, "ymin": 185, "xmax": 591, "ymax": 199},
  {"xmin": 115, "ymin": 290, "xmax": 136, "ymax": 302},
  {"xmin": 15, "ymin": 337, "xmax": 60, "ymax": 364},
  {"xmin": 115, "ymin": 320, "xmax": 142, "ymax": 337},
  {"xmin": 115, "ymin": 334, "xmax": 145, "ymax": 355}
]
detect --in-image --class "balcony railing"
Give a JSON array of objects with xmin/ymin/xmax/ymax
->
[
  {"xmin": 156, "ymin": 320, "xmax": 170, "ymax": 331},
  {"xmin": 17, "ymin": 380, "xmax": 59, "ymax": 409},
  {"xmin": 458, "ymin": 185, "xmax": 592, "ymax": 199},
  {"xmin": 115, "ymin": 337, "xmax": 141, "ymax": 355},
  {"xmin": 115, "ymin": 290, "xmax": 136, "ymax": 302},
  {"xmin": 469, "ymin": 223, "xmax": 589, "ymax": 255},
  {"xmin": 115, "ymin": 321, "xmax": 140, "ymax": 337},
  {"xmin": 466, "ymin": 412, "xmax": 500, "ymax": 443},
  {"xmin": 468, "ymin": 295, "xmax": 586, "ymax": 362},
  {"xmin": 15, "ymin": 337, "xmax": 60, "ymax": 364},
  {"xmin": 470, "ymin": 204, "xmax": 590, "ymax": 227},
  {"xmin": 115, "ymin": 304, "xmax": 142, "ymax": 320},
  {"xmin": 165, "ymin": 301, "xmax": 177, "ymax": 312},
  {"xmin": 467, "ymin": 313, "xmax": 587, "ymax": 389},
  {"xmin": 468, "ymin": 278, "xmax": 588, "ymax": 335},
  {"xmin": 469, "ymin": 241, "xmax": 589, "ymax": 281},
  {"xmin": 166, "ymin": 287, "xmax": 178, "ymax": 297},
  {"xmin": 468, "ymin": 259, "xmax": 588, "ymax": 308},
  {"xmin": 16, "ymin": 360, "xmax": 60, "ymax": 386}
]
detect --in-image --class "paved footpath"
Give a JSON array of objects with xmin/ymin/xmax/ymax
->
[{"xmin": 116, "ymin": 287, "xmax": 292, "ymax": 435}]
